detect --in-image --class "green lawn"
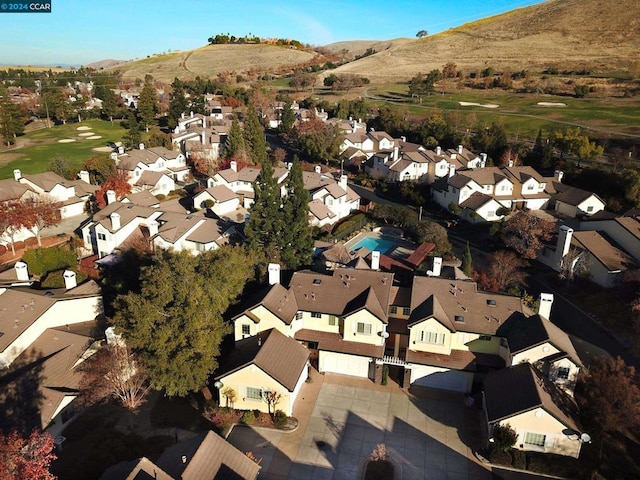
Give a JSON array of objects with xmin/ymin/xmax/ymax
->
[
  {"xmin": 0, "ymin": 119, "xmax": 127, "ymax": 179},
  {"xmin": 366, "ymin": 85, "xmax": 640, "ymax": 142}
]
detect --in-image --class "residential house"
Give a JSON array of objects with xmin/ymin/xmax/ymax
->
[
  {"xmin": 303, "ymin": 172, "xmax": 360, "ymax": 227},
  {"xmin": 171, "ymin": 111, "xmax": 230, "ymax": 161},
  {"xmin": 233, "ymin": 266, "xmax": 392, "ymax": 380},
  {"xmin": 193, "ymin": 185, "xmax": 241, "ymax": 219},
  {"xmin": 134, "ymin": 170, "xmax": 176, "ymax": 197},
  {"xmin": 152, "ymin": 212, "xmax": 230, "ymax": 254},
  {"xmin": 539, "ymin": 225, "xmax": 637, "ymax": 288},
  {"xmin": 100, "ymin": 430, "xmax": 260, "ymax": 480},
  {"xmin": 214, "ymin": 328, "xmax": 309, "ymax": 416},
  {"xmin": 546, "ymin": 173, "xmax": 606, "ymax": 218},
  {"xmin": 115, "ymin": 144, "xmax": 189, "ymax": 187},
  {"xmin": 484, "ymin": 363, "xmax": 584, "ymax": 458},
  {"xmin": 578, "ymin": 214, "xmax": 640, "ymax": 263},
  {"xmin": 0, "ymin": 265, "xmax": 104, "ymax": 436}
]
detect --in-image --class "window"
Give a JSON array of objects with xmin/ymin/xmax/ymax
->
[
  {"xmin": 328, "ymin": 315, "xmax": 337, "ymax": 326},
  {"xmin": 587, "ymin": 206, "xmax": 594, "ymax": 212},
  {"xmin": 454, "ymin": 315, "xmax": 464, "ymax": 323},
  {"xmin": 97, "ymin": 233, "xmax": 106, "ymax": 241},
  {"xmin": 524, "ymin": 432, "xmax": 546, "ymax": 448},
  {"xmin": 295, "ymin": 312, "xmax": 303, "ymax": 320},
  {"xmin": 556, "ymin": 367, "xmax": 570, "ymax": 380},
  {"xmin": 389, "ymin": 306, "xmax": 398, "ymax": 314},
  {"xmin": 419, "ymin": 331, "xmax": 445, "ymax": 345},
  {"xmin": 527, "ymin": 184, "xmax": 535, "ymax": 190},
  {"xmin": 311, "ymin": 312, "xmax": 322, "ymax": 319},
  {"xmin": 500, "ymin": 185, "xmax": 507, "ymax": 192},
  {"xmin": 246, "ymin": 387, "xmax": 262, "ymax": 401},
  {"xmin": 357, "ymin": 322, "xmax": 372, "ymax": 335},
  {"xmin": 242, "ymin": 324, "xmax": 250, "ymax": 336},
  {"xmin": 196, "ymin": 243, "xmax": 206, "ymax": 252},
  {"xmin": 479, "ymin": 335, "xmax": 492, "ymax": 341},
  {"xmin": 402, "ymin": 307, "xmax": 411, "ymax": 316}
]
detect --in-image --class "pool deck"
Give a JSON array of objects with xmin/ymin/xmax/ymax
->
[{"xmin": 344, "ymin": 230, "xmax": 418, "ymax": 261}]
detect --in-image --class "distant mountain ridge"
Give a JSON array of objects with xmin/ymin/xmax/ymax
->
[{"xmin": 85, "ymin": 59, "xmax": 124, "ymax": 70}]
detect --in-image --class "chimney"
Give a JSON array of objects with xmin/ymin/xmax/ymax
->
[
  {"xmin": 400, "ymin": 136, "xmax": 406, "ymax": 143},
  {"xmin": 230, "ymin": 160, "xmax": 237, "ymax": 172},
  {"xmin": 181, "ymin": 112, "xmax": 185, "ymax": 119},
  {"xmin": 538, "ymin": 293, "xmax": 554, "ymax": 320},
  {"xmin": 268, "ymin": 263, "xmax": 280, "ymax": 285},
  {"xmin": 190, "ymin": 111, "xmax": 194, "ymax": 118},
  {"xmin": 106, "ymin": 189, "xmax": 117, "ymax": 205},
  {"xmin": 393, "ymin": 146, "xmax": 399, "ymax": 161},
  {"xmin": 148, "ymin": 220, "xmax": 159, "ymax": 236},
  {"xmin": 508, "ymin": 159, "xmax": 514, "ymax": 167},
  {"xmin": 554, "ymin": 170, "xmax": 564, "ymax": 183},
  {"xmin": 435, "ymin": 146, "xmax": 442, "ymax": 156},
  {"xmin": 110, "ymin": 212, "xmax": 121, "ymax": 230},
  {"xmin": 432, "ymin": 257, "xmax": 442, "ymax": 277},
  {"xmin": 13, "ymin": 169, "xmax": 21, "ymax": 181},
  {"xmin": 78, "ymin": 170, "xmax": 90, "ymax": 184},
  {"xmin": 450, "ymin": 153, "xmax": 457, "ymax": 160},
  {"xmin": 139, "ymin": 143, "xmax": 145, "ymax": 150},
  {"xmin": 314, "ymin": 165, "xmax": 321, "ymax": 174},
  {"xmin": 557, "ymin": 224, "xmax": 573, "ymax": 259},
  {"xmin": 14, "ymin": 261, "xmax": 29, "ymax": 281},
  {"xmin": 118, "ymin": 146, "xmax": 125, "ymax": 154},
  {"xmin": 340, "ymin": 174, "xmax": 348, "ymax": 191},
  {"xmin": 448, "ymin": 164, "xmax": 456, "ymax": 178},
  {"xmin": 63, "ymin": 270, "xmax": 77, "ymax": 290},
  {"xmin": 458, "ymin": 145, "xmax": 463, "ymax": 154},
  {"xmin": 369, "ymin": 127, "xmax": 375, "ymax": 133},
  {"xmin": 181, "ymin": 455, "xmax": 187, "ymax": 464},
  {"xmin": 371, "ymin": 251, "xmax": 380, "ymax": 270},
  {"xmin": 480, "ymin": 153, "xmax": 487, "ymax": 167},
  {"xmin": 201, "ymin": 130, "xmax": 206, "ymax": 145}
]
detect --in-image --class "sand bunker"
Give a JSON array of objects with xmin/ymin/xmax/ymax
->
[
  {"xmin": 78, "ymin": 132, "xmax": 94, "ymax": 137},
  {"xmin": 58, "ymin": 138, "xmax": 76, "ymax": 143},
  {"xmin": 459, "ymin": 101, "xmax": 499, "ymax": 108},
  {"xmin": 537, "ymin": 102, "xmax": 567, "ymax": 107},
  {"xmin": 92, "ymin": 146, "xmax": 112, "ymax": 152},
  {"xmin": 86, "ymin": 135, "xmax": 102, "ymax": 140},
  {"xmin": 76, "ymin": 126, "xmax": 92, "ymax": 131}
]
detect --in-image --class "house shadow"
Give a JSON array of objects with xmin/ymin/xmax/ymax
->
[{"xmin": 0, "ymin": 347, "xmax": 46, "ymax": 435}]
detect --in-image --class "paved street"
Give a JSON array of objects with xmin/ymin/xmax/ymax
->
[{"xmin": 227, "ymin": 371, "xmax": 492, "ymax": 480}]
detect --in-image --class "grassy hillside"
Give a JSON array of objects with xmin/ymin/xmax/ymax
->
[
  {"xmin": 328, "ymin": 0, "xmax": 640, "ymax": 83},
  {"xmin": 109, "ymin": 44, "xmax": 316, "ymax": 82}
]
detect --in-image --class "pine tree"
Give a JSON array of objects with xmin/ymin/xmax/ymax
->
[
  {"xmin": 138, "ymin": 75, "xmax": 158, "ymax": 132},
  {"xmin": 0, "ymin": 95, "xmax": 24, "ymax": 146},
  {"xmin": 123, "ymin": 112, "xmax": 142, "ymax": 150},
  {"xmin": 462, "ymin": 241, "xmax": 473, "ymax": 276},
  {"xmin": 224, "ymin": 114, "xmax": 248, "ymax": 160},
  {"xmin": 167, "ymin": 78, "xmax": 188, "ymax": 129},
  {"xmin": 95, "ymin": 85, "xmax": 120, "ymax": 122},
  {"xmin": 281, "ymin": 157, "xmax": 313, "ymax": 269},
  {"xmin": 245, "ymin": 159, "xmax": 283, "ymax": 260},
  {"xmin": 278, "ymin": 100, "xmax": 296, "ymax": 137},
  {"xmin": 243, "ymin": 103, "xmax": 268, "ymax": 165}
]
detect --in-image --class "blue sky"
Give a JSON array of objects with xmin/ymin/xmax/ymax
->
[{"xmin": 0, "ymin": 0, "xmax": 544, "ymax": 66}]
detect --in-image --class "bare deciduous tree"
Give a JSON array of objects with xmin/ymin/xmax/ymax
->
[
  {"xmin": 78, "ymin": 343, "xmax": 151, "ymax": 412},
  {"xmin": 262, "ymin": 390, "xmax": 282, "ymax": 416},
  {"xmin": 558, "ymin": 247, "xmax": 590, "ymax": 282}
]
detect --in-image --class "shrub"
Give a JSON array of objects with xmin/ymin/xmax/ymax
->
[
  {"xmin": 241, "ymin": 410, "xmax": 255, "ymax": 424},
  {"xmin": 155, "ymin": 194, "xmax": 166, "ymax": 201},
  {"xmin": 204, "ymin": 199, "xmax": 214, "ymax": 208},
  {"xmin": 489, "ymin": 447, "xmax": 512, "ymax": 466},
  {"xmin": 512, "ymin": 449, "xmax": 526, "ymax": 469},
  {"xmin": 22, "ymin": 246, "xmax": 77, "ymax": 276},
  {"xmin": 492, "ymin": 423, "xmax": 518, "ymax": 452},
  {"xmin": 274, "ymin": 410, "xmax": 287, "ymax": 428},
  {"xmin": 382, "ymin": 365, "xmax": 389, "ymax": 385},
  {"xmin": 448, "ymin": 202, "xmax": 462, "ymax": 215}
]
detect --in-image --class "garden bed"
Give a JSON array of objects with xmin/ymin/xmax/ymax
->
[{"xmin": 203, "ymin": 406, "xmax": 297, "ymax": 436}]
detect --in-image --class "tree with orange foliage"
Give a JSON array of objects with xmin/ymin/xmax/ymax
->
[
  {"xmin": 21, "ymin": 195, "xmax": 62, "ymax": 246},
  {"xmin": 0, "ymin": 200, "xmax": 24, "ymax": 256},
  {"xmin": 500, "ymin": 211, "xmax": 554, "ymax": 259},
  {"xmin": 0, "ymin": 429, "xmax": 56, "ymax": 480},
  {"xmin": 486, "ymin": 250, "xmax": 526, "ymax": 291},
  {"xmin": 95, "ymin": 171, "xmax": 132, "ymax": 209}
]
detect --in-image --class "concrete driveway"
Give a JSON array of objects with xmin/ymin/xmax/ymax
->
[{"xmin": 227, "ymin": 372, "xmax": 492, "ymax": 480}]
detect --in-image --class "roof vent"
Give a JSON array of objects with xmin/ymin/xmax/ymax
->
[
  {"xmin": 313, "ymin": 278, "xmax": 321, "ymax": 285},
  {"xmin": 454, "ymin": 315, "xmax": 465, "ymax": 322},
  {"xmin": 487, "ymin": 299, "xmax": 497, "ymax": 306}
]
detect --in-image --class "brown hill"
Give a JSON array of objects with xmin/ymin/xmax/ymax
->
[
  {"xmin": 108, "ymin": 44, "xmax": 316, "ymax": 82},
  {"xmin": 327, "ymin": 0, "xmax": 640, "ymax": 83}
]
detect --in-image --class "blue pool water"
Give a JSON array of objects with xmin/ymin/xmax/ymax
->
[{"xmin": 351, "ymin": 236, "xmax": 397, "ymax": 254}]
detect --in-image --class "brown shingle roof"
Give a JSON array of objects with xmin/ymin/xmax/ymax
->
[
  {"xmin": 21, "ymin": 171, "xmax": 68, "ymax": 191},
  {"xmin": 294, "ymin": 329, "xmax": 384, "ymax": 358},
  {"xmin": 216, "ymin": 329, "xmax": 309, "ymax": 392},
  {"xmin": 0, "ymin": 178, "xmax": 34, "ymax": 202},
  {"xmin": 406, "ymin": 348, "xmax": 504, "ymax": 370},
  {"xmin": 459, "ymin": 192, "xmax": 496, "ymax": 210},
  {"xmin": 155, "ymin": 431, "xmax": 260, "ymax": 480},
  {"xmin": 409, "ymin": 276, "xmax": 523, "ymax": 335},
  {"xmin": 0, "ymin": 288, "xmax": 56, "ymax": 353},
  {"xmin": 123, "ymin": 191, "xmax": 160, "ymax": 207},
  {"xmin": 235, "ymin": 283, "xmax": 298, "ymax": 325},
  {"xmin": 184, "ymin": 218, "xmax": 226, "ymax": 245},
  {"xmin": 572, "ymin": 230, "xmax": 636, "ymax": 271},
  {"xmin": 484, "ymin": 363, "xmax": 581, "ymax": 432}
]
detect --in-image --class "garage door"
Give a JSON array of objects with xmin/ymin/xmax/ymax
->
[
  {"xmin": 411, "ymin": 369, "xmax": 471, "ymax": 393},
  {"xmin": 322, "ymin": 352, "xmax": 370, "ymax": 378}
]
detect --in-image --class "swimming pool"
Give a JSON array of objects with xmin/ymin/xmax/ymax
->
[{"xmin": 351, "ymin": 236, "xmax": 398, "ymax": 255}]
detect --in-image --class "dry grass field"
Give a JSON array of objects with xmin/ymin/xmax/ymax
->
[
  {"xmin": 327, "ymin": 0, "xmax": 640, "ymax": 84},
  {"xmin": 109, "ymin": 44, "xmax": 316, "ymax": 82}
]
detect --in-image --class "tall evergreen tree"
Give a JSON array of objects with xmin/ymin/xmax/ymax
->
[
  {"xmin": 278, "ymin": 100, "xmax": 295, "ymax": 137},
  {"xmin": 123, "ymin": 112, "xmax": 142, "ymax": 150},
  {"xmin": 245, "ymin": 159, "xmax": 283, "ymax": 260},
  {"xmin": 243, "ymin": 103, "xmax": 268, "ymax": 164},
  {"xmin": 462, "ymin": 241, "xmax": 473, "ymax": 276},
  {"xmin": 137, "ymin": 74, "xmax": 158, "ymax": 132},
  {"xmin": 95, "ymin": 85, "xmax": 121, "ymax": 122},
  {"xmin": 0, "ymin": 95, "xmax": 24, "ymax": 146},
  {"xmin": 167, "ymin": 78, "xmax": 188, "ymax": 129},
  {"xmin": 281, "ymin": 157, "xmax": 313, "ymax": 269},
  {"xmin": 224, "ymin": 114, "xmax": 248, "ymax": 160}
]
